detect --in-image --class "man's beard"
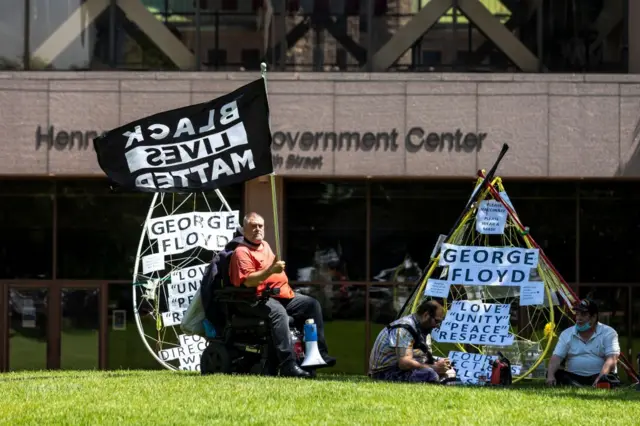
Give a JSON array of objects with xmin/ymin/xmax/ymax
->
[{"xmin": 419, "ymin": 323, "xmax": 433, "ymax": 334}]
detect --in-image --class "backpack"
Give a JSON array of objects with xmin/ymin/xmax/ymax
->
[
  {"xmin": 386, "ymin": 322, "xmax": 435, "ymax": 364},
  {"xmin": 200, "ymin": 238, "xmax": 244, "ymax": 334},
  {"xmin": 489, "ymin": 352, "xmax": 512, "ymax": 386}
]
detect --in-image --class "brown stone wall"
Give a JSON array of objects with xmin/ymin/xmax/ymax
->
[{"xmin": 1, "ymin": 71, "xmax": 639, "ymax": 178}]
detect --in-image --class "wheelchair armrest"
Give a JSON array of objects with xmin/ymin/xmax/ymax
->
[
  {"xmin": 214, "ymin": 285, "xmax": 280, "ymax": 305},
  {"xmin": 214, "ymin": 286, "xmax": 257, "ymax": 303}
]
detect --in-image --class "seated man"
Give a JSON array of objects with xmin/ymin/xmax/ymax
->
[
  {"xmin": 368, "ymin": 299, "xmax": 453, "ymax": 383},
  {"xmin": 546, "ymin": 299, "xmax": 620, "ymax": 387},
  {"xmin": 228, "ymin": 212, "xmax": 336, "ymax": 378}
]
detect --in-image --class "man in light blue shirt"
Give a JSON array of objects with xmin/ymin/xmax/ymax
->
[{"xmin": 546, "ymin": 299, "xmax": 620, "ymax": 387}]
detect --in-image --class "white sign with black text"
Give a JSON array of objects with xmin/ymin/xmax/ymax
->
[
  {"xmin": 438, "ymin": 244, "xmax": 539, "ymax": 286},
  {"xmin": 432, "ymin": 301, "xmax": 514, "ymax": 346},
  {"xmin": 448, "ymin": 351, "xmax": 522, "ymax": 384},
  {"xmin": 147, "ymin": 211, "xmax": 239, "ymax": 256},
  {"xmin": 158, "ymin": 334, "xmax": 208, "ymax": 370}
]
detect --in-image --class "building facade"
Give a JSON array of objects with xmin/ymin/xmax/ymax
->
[{"xmin": 1, "ymin": 71, "xmax": 640, "ymax": 374}]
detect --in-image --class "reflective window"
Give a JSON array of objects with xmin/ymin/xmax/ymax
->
[
  {"xmin": 0, "ymin": 3, "xmax": 25, "ymax": 69},
  {"xmin": 28, "ymin": 0, "xmax": 125, "ymax": 70},
  {"xmin": 285, "ymin": 181, "xmax": 367, "ymax": 282},
  {"xmin": 56, "ymin": 183, "xmax": 154, "ymax": 280},
  {"xmin": 108, "ymin": 283, "xmax": 163, "ymax": 370},
  {"xmin": 578, "ymin": 285, "xmax": 631, "ymax": 381},
  {"xmin": 579, "ymin": 182, "xmax": 640, "ymax": 283},
  {"xmin": 370, "ymin": 181, "xmax": 472, "ymax": 283},
  {"xmin": 293, "ymin": 283, "xmax": 366, "ymax": 375},
  {"xmin": 631, "ymin": 286, "xmax": 640, "ymax": 368},
  {"xmin": 504, "ymin": 181, "xmax": 578, "ymax": 283},
  {"xmin": 8, "ymin": 288, "xmax": 48, "ymax": 371},
  {"xmin": 0, "ymin": 179, "xmax": 53, "ymax": 279},
  {"xmin": 56, "ymin": 179, "xmax": 243, "ymax": 280},
  {"xmin": 61, "ymin": 288, "xmax": 100, "ymax": 370}
]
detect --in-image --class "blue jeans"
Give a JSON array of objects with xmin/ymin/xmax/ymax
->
[{"xmin": 371, "ymin": 365, "xmax": 440, "ymax": 383}]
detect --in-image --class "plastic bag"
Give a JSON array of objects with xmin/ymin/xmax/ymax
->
[{"xmin": 180, "ymin": 288, "xmax": 206, "ymax": 337}]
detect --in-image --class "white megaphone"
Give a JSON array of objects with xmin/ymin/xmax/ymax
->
[{"xmin": 300, "ymin": 319, "xmax": 327, "ymax": 368}]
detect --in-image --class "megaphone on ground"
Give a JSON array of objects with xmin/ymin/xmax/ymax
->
[{"xmin": 300, "ymin": 319, "xmax": 327, "ymax": 368}]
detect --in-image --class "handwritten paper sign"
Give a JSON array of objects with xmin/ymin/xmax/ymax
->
[
  {"xmin": 476, "ymin": 199, "xmax": 508, "ymax": 235},
  {"xmin": 142, "ymin": 253, "xmax": 165, "ymax": 274},
  {"xmin": 520, "ymin": 282, "xmax": 545, "ymax": 306},
  {"xmin": 425, "ymin": 279, "xmax": 451, "ymax": 298}
]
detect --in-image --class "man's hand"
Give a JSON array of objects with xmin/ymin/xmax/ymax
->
[
  {"xmin": 269, "ymin": 258, "xmax": 286, "ymax": 274},
  {"xmin": 592, "ymin": 373, "xmax": 605, "ymax": 387},
  {"xmin": 432, "ymin": 358, "xmax": 450, "ymax": 375},
  {"xmin": 546, "ymin": 376, "xmax": 556, "ymax": 386}
]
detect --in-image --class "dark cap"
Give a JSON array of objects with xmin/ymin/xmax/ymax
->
[{"xmin": 575, "ymin": 298, "xmax": 598, "ymax": 315}]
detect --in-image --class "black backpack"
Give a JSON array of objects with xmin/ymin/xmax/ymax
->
[
  {"xmin": 200, "ymin": 239, "xmax": 243, "ymax": 334},
  {"xmin": 386, "ymin": 322, "xmax": 435, "ymax": 364}
]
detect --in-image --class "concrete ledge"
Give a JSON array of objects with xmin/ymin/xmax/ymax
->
[{"xmin": 5, "ymin": 71, "xmax": 640, "ymax": 84}]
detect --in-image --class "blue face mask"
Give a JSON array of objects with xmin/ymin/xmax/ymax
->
[{"xmin": 575, "ymin": 322, "xmax": 591, "ymax": 332}]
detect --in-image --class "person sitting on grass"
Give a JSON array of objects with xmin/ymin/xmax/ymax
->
[
  {"xmin": 546, "ymin": 298, "xmax": 620, "ymax": 387},
  {"xmin": 368, "ymin": 299, "xmax": 454, "ymax": 383}
]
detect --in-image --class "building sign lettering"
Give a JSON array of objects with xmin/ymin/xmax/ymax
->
[
  {"xmin": 35, "ymin": 126, "xmax": 106, "ymax": 151},
  {"xmin": 34, "ymin": 125, "xmax": 485, "ymax": 172}
]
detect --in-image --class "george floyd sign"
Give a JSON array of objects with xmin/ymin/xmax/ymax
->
[{"xmin": 35, "ymin": 125, "xmax": 486, "ymax": 172}]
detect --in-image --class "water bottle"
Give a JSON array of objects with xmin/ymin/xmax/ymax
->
[{"xmin": 202, "ymin": 319, "xmax": 216, "ymax": 338}]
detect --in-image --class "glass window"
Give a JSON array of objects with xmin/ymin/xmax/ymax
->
[
  {"xmin": 579, "ymin": 182, "xmax": 640, "ymax": 283},
  {"xmin": 28, "ymin": 0, "xmax": 99, "ymax": 70},
  {"xmin": 0, "ymin": 192, "xmax": 53, "ymax": 279},
  {"xmin": 56, "ymin": 179, "xmax": 243, "ymax": 280},
  {"xmin": 0, "ymin": 3, "xmax": 25, "ymax": 70},
  {"xmin": 578, "ymin": 285, "xmax": 631, "ymax": 381},
  {"xmin": 504, "ymin": 181, "xmax": 578, "ymax": 283},
  {"xmin": 285, "ymin": 181, "xmax": 367, "ymax": 282},
  {"xmin": 61, "ymin": 288, "xmax": 100, "ymax": 370},
  {"xmin": 0, "ymin": 179, "xmax": 54, "ymax": 195},
  {"xmin": 8, "ymin": 288, "xmax": 48, "ymax": 371},
  {"xmin": 370, "ymin": 181, "xmax": 472, "ymax": 283},
  {"xmin": 631, "ymin": 286, "xmax": 640, "ymax": 369},
  {"xmin": 108, "ymin": 283, "xmax": 163, "ymax": 370}
]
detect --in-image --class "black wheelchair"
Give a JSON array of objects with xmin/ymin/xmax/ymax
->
[{"xmin": 200, "ymin": 286, "xmax": 307, "ymax": 376}]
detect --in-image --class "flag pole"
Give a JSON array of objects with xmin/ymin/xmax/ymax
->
[{"xmin": 260, "ymin": 62, "xmax": 282, "ymax": 259}]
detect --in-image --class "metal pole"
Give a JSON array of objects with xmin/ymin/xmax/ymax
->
[
  {"xmin": 109, "ymin": 0, "xmax": 116, "ymax": 67},
  {"xmin": 195, "ymin": 1, "xmax": 201, "ymax": 70},
  {"xmin": 366, "ymin": 0, "xmax": 374, "ymax": 72},
  {"xmin": 215, "ymin": 11, "xmax": 220, "ymax": 70},
  {"xmin": 537, "ymin": 0, "xmax": 544, "ymax": 72},
  {"xmin": 23, "ymin": 0, "xmax": 30, "ymax": 70}
]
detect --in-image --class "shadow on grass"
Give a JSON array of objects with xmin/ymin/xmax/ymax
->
[
  {"xmin": 0, "ymin": 370, "xmax": 155, "ymax": 383},
  {"xmin": 315, "ymin": 374, "xmax": 640, "ymax": 400},
  {"xmin": 3, "ymin": 370, "xmax": 639, "ymax": 402}
]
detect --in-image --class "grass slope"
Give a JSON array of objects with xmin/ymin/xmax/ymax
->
[{"xmin": 1, "ymin": 371, "xmax": 640, "ymax": 425}]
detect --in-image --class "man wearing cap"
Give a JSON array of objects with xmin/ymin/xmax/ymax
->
[{"xmin": 546, "ymin": 299, "xmax": 620, "ymax": 387}]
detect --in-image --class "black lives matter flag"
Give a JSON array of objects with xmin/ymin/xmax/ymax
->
[{"xmin": 93, "ymin": 78, "xmax": 273, "ymax": 193}]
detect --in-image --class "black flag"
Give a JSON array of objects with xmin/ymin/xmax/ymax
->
[{"xmin": 93, "ymin": 78, "xmax": 273, "ymax": 193}]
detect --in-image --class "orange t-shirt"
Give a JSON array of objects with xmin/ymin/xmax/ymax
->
[{"xmin": 228, "ymin": 240, "xmax": 294, "ymax": 299}]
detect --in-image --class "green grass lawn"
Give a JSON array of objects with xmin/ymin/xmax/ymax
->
[{"xmin": 1, "ymin": 370, "xmax": 639, "ymax": 425}]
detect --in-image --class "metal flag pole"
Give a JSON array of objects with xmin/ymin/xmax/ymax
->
[{"xmin": 260, "ymin": 62, "xmax": 282, "ymax": 259}]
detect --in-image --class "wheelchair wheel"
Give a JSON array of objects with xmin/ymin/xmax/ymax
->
[{"xmin": 201, "ymin": 342, "xmax": 232, "ymax": 375}]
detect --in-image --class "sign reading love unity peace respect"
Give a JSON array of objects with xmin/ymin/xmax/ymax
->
[{"xmin": 432, "ymin": 301, "xmax": 514, "ymax": 346}]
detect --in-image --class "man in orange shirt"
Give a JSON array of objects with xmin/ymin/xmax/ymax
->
[{"xmin": 229, "ymin": 212, "xmax": 336, "ymax": 378}]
